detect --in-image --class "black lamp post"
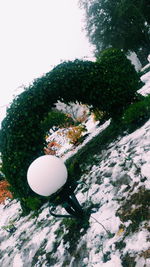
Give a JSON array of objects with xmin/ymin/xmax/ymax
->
[
  {"xmin": 27, "ymin": 155, "xmax": 87, "ymax": 219},
  {"xmin": 49, "ymin": 180, "xmax": 87, "ymax": 219}
]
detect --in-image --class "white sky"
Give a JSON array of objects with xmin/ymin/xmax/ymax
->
[{"xmin": 0, "ymin": 0, "xmax": 94, "ymax": 124}]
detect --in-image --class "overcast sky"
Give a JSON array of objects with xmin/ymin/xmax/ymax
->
[{"xmin": 0, "ymin": 0, "xmax": 94, "ymax": 124}]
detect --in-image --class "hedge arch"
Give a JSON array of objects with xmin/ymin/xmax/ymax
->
[
  {"xmin": 0, "ymin": 55, "xmax": 141, "ymax": 210},
  {"xmin": 0, "ymin": 60, "xmax": 103, "ymax": 203}
]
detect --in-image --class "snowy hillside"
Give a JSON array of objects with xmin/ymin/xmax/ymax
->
[{"xmin": 0, "ymin": 64, "xmax": 150, "ymax": 267}]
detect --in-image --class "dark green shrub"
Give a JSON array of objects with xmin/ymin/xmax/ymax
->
[
  {"xmin": 122, "ymin": 95, "xmax": 150, "ymax": 132},
  {"xmin": 91, "ymin": 108, "xmax": 109, "ymax": 124},
  {"xmin": 41, "ymin": 109, "xmax": 74, "ymax": 134},
  {"xmin": 96, "ymin": 48, "xmax": 143, "ymax": 118},
  {"xmin": 0, "ymin": 162, "xmax": 4, "ymax": 181},
  {"xmin": 25, "ymin": 197, "xmax": 43, "ymax": 211},
  {"xmin": 0, "ymin": 172, "xmax": 4, "ymax": 181}
]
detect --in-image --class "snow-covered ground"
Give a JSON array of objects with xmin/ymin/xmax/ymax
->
[
  {"xmin": 138, "ymin": 69, "xmax": 150, "ymax": 96},
  {"xmin": 0, "ymin": 65, "xmax": 150, "ymax": 267}
]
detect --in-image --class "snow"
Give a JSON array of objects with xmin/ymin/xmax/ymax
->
[
  {"xmin": 136, "ymin": 258, "xmax": 150, "ymax": 267},
  {"xmin": 96, "ymin": 254, "xmax": 123, "ymax": 267},
  {"xmin": 138, "ymin": 70, "xmax": 150, "ymax": 96},
  {"xmin": 13, "ymin": 254, "xmax": 23, "ymax": 267},
  {"xmin": 124, "ymin": 229, "xmax": 150, "ymax": 253},
  {"xmin": 0, "ymin": 60, "xmax": 150, "ymax": 266},
  {"xmin": 141, "ymin": 163, "xmax": 150, "ymax": 182},
  {"xmin": 127, "ymin": 52, "xmax": 142, "ymax": 71}
]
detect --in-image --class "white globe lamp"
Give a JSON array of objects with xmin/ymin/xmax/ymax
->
[{"xmin": 27, "ymin": 155, "xmax": 68, "ymax": 196}]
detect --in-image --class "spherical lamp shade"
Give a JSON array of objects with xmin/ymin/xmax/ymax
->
[{"xmin": 27, "ymin": 155, "xmax": 68, "ymax": 196}]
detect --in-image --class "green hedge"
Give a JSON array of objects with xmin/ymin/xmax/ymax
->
[
  {"xmin": 122, "ymin": 94, "xmax": 150, "ymax": 132},
  {"xmin": 41, "ymin": 110, "xmax": 75, "ymax": 134},
  {"xmin": 97, "ymin": 48, "xmax": 143, "ymax": 118},
  {"xmin": 0, "ymin": 55, "xmax": 141, "ymax": 211}
]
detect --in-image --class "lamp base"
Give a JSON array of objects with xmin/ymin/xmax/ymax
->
[{"xmin": 49, "ymin": 192, "xmax": 87, "ymax": 219}]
